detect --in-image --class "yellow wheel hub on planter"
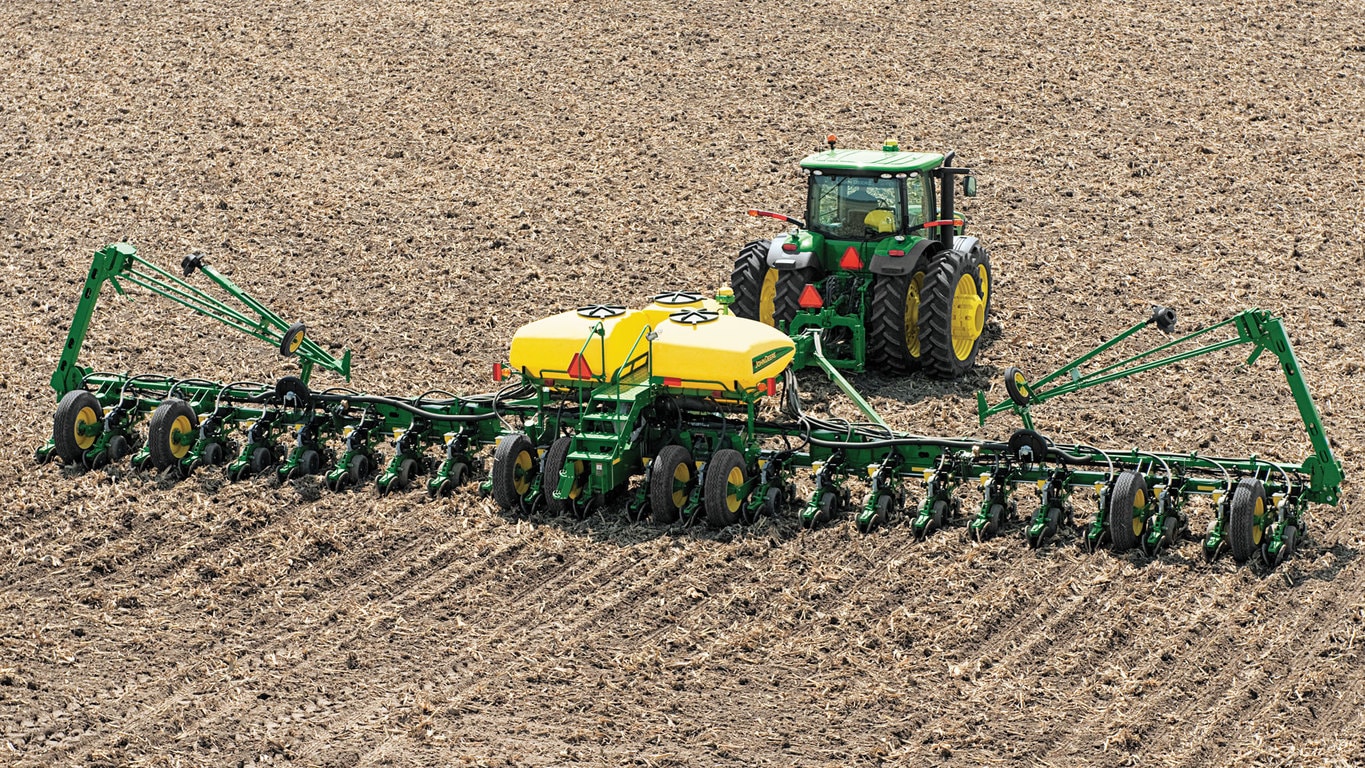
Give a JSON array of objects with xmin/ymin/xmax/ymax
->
[{"xmin": 74, "ymin": 406, "xmax": 98, "ymax": 450}]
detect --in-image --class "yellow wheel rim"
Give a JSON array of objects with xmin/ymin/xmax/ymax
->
[
  {"xmin": 758, "ymin": 269, "xmax": 779, "ymax": 326},
  {"xmin": 904, "ymin": 272, "xmax": 924, "ymax": 358},
  {"xmin": 671, "ymin": 462, "xmax": 692, "ymax": 508},
  {"xmin": 950, "ymin": 273, "xmax": 985, "ymax": 361},
  {"xmin": 1132, "ymin": 488, "xmax": 1146, "ymax": 537},
  {"xmin": 74, "ymin": 406, "xmax": 98, "ymax": 450},
  {"xmin": 169, "ymin": 414, "xmax": 193, "ymax": 459},
  {"xmin": 725, "ymin": 466, "xmax": 745, "ymax": 513},
  {"xmin": 288, "ymin": 330, "xmax": 304, "ymax": 354},
  {"xmin": 977, "ymin": 263, "xmax": 990, "ymax": 306},
  {"xmin": 1013, "ymin": 371, "xmax": 1030, "ymax": 399},
  {"xmin": 1252, "ymin": 495, "xmax": 1264, "ymax": 544},
  {"xmin": 512, "ymin": 450, "xmax": 533, "ymax": 495},
  {"xmin": 567, "ymin": 460, "xmax": 585, "ymax": 499}
]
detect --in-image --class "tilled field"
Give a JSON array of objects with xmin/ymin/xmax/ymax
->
[{"xmin": 2, "ymin": 0, "xmax": 1364, "ymax": 765}]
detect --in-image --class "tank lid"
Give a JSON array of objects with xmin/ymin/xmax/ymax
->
[
  {"xmin": 669, "ymin": 309, "xmax": 720, "ymax": 325},
  {"xmin": 651, "ymin": 290, "xmax": 706, "ymax": 305},
  {"xmin": 576, "ymin": 304, "xmax": 628, "ymax": 319}
]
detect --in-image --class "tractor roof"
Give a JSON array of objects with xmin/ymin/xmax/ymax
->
[{"xmin": 799, "ymin": 149, "xmax": 943, "ymax": 174}]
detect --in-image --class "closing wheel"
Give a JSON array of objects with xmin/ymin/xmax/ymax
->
[
  {"xmin": 298, "ymin": 449, "xmax": 322, "ymax": 476},
  {"xmin": 649, "ymin": 444, "xmax": 695, "ymax": 525},
  {"xmin": 249, "ymin": 445, "xmax": 275, "ymax": 474},
  {"xmin": 868, "ymin": 258, "xmax": 928, "ymax": 373},
  {"xmin": 977, "ymin": 501, "xmax": 1007, "ymax": 542},
  {"xmin": 703, "ymin": 449, "xmax": 747, "ymax": 528},
  {"xmin": 1107, "ymin": 471, "xmax": 1148, "ymax": 553},
  {"xmin": 1272, "ymin": 524, "xmax": 1299, "ymax": 567},
  {"xmin": 918, "ymin": 498, "xmax": 950, "ymax": 539},
  {"xmin": 1229, "ymin": 478, "xmax": 1268, "ymax": 563},
  {"xmin": 430, "ymin": 462, "xmax": 468, "ymax": 498},
  {"xmin": 542, "ymin": 436, "xmax": 588, "ymax": 517},
  {"xmin": 918, "ymin": 249, "xmax": 987, "ymax": 379},
  {"xmin": 148, "ymin": 399, "xmax": 198, "ymax": 471},
  {"xmin": 491, "ymin": 433, "xmax": 536, "ymax": 511},
  {"xmin": 731, "ymin": 240, "xmax": 783, "ymax": 327},
  {"xmin": 348, "ymin": 454, "xmax": 372, "ymax": 487},
  {"xmin": 53, "ymin": 389, "xmax": 104, "ymax": 464},
  {"xmin": 859, "ymin": 493, "xmax": 895, "ymax": 534}
]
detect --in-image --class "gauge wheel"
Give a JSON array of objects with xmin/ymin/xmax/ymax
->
[
  {"xmin": 1229, "ymin": 478, "xmax": 1268, "ymax": 563},
  {"xmin": 148, "ymin": 399, "xmax": 198, "ymax": 471},
  {"xmin": 918, "ymin": 248, "xmax": 988, "ymax": 379},
  {"xmin": 650, "ymin": 444, "xmax": 695, "ymax": 524},
  {"xmin": 491, "ymin": 433, "xmax": 537, "ymax": 511},
  {"xmin": 542, "ymin": 436, "xmax": 588, "ymax": 517},
  {"xmin": 703, "ymin": 449, "xmax": 748, "ymax": 528},
  {"xmin": 53, "ymin": 389, "xmax": 103, "ymax": 464}
]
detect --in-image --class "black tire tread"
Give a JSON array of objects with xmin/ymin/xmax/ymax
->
[
  {"xmin": 730, "ymin": 240, "xmax": 771, "ymax": 322},
  {"xmin": 53, "ymin": 389, "xmax": 103, "ymax": 463},
  {"xmin": 1108, "ymin": 470, "xmax": 1148, "ymax": 552},
  {"xmin": 148, "ymin": 398, "xmax": 197, "ymax": 471},
  {"xmin": 918, "ymin": 248, "xmax": 982, "ymax": 379},
  {"xmin": 1229, "ymin": 478, "xmax": 1266, "ymax": 563},
  {"xmin": 649, "ymin": 444, "xmax": 694, "ymax": 524},
  {"xmin": 703, "ymin": 449, "xmax": 746, "ymax": 529},
  {"xmin": 491, "ymin": 433, "xmax": 535, "ymax": 511}
]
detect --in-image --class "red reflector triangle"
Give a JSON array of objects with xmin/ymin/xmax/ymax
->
[
  {"xmin": 840, "ymin": 246, "xmax": 863, "ymax": 270},
  {"xmin": 798, "ymin": 284, "xmax": 823, "ymax": 309},
  {"xmin": 567, "ymin": 352, "xmax": 594, "ymax": 379}
]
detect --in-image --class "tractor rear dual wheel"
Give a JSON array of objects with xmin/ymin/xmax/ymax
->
[
  {"xmin": 732, "ymin": 240, "xmax": 804, "ymax": 328},
  {"xmin": 917, "ymin": 248, "xmax": 991, "ymax": 379},
  {"xmin": 868, "ymin": 257, "xmax": 928, "ymax": 373}
]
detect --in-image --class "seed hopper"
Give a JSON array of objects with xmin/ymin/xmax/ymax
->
[{"xmin": 38, "ymin": 243, "xmax": 1342, "ymax": 568}]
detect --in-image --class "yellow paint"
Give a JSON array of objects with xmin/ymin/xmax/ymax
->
[
  {"xmin": 169, "ymin": 414, "xmax": 193, "ymax": 459},
  {"xmin": 74, "ymin": 406, "xmax": 98, "ymax": 450},
  {"xmin": 950, "ymin": 273, "xmax": 985, "ymax": 361}
]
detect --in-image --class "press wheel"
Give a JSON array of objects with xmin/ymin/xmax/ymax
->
[
  {"xmin": 542, "ymin": 436, "xmax": 588, "ymax": 517},
  {"xmin": 703, "ymin": 449, "xmax": 747, "ymax": 528},
  {"xmin": 491, "ymin": 433, "xmax": 536, "ymax": 511},
  {"xmin": 649, "ymin": 444, "xmax": 695, "ymax": 525}
]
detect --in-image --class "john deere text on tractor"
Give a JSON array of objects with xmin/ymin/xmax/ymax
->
[{"xmin": 732, "ymin": 136, "xmax": 990, "ymax": 378}]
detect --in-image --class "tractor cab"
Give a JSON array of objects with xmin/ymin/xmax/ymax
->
[{"xmin": 805, "ymin": 170, "xmax": 925, "ymax": 241}]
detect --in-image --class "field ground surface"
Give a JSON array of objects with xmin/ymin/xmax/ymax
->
[{"xmin": 2, "ymin": 0, "xmax": 1364, "ymax": 765}]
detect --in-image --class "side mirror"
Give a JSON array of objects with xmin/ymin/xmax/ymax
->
[{"xmin": 962, "ymin": 175, "xmax": 978, "ymax": 198}]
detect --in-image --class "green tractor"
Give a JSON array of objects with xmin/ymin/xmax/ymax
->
[{"xmin": 732, "ymin": 136, "xmax": 991, "ymax": 378}]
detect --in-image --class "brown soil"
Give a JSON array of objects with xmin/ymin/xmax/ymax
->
[{"xmin": 2, "ymin": 1, "xmax": 1364, "ymax": 765}]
